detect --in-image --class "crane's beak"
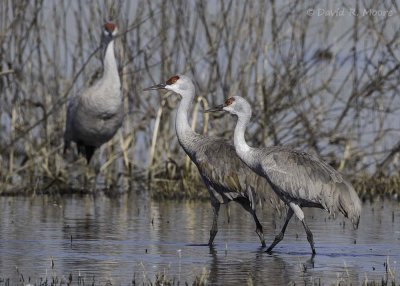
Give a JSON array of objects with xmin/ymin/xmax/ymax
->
[
  {"xmin": 204, "ymin": 104, "xmax": 224, "ymax": 113},
  {"xmin": 143, "ymin": 83, "xmax": 166, "ymax": 91}
]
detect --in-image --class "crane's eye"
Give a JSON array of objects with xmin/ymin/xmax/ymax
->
[
  {"xmin": 166, "ymin": 75, "xmax": 180, "ymax": 85},
  {"xmin": 225, "ymin": 97, "xmax": 235, "ymax": 106}
]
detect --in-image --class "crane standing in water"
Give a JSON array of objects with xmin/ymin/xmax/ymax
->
[
  {"xmin": 143, "ymin": 75, "xmax": 283, "ymax": 247},
  {"xmin": 206, "ymin": 96, "xmax": 361, "ymax": 254},
  {"xmin": 64, "ymin": 22, "xmax": 123, "ymax": 163}
]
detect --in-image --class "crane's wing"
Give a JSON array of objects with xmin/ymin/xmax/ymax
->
[
  {"xmin": 196, "ymin": 138, "xmax": 283, "ymax": 212},
  {"xmin": 261, "ymin": 147, "xmax": 347, "ymax": 211}
]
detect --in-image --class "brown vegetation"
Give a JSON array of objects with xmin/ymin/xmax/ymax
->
[{"xmin": 0, "ymin": 1, "xmax": 399, "ymax": 196}]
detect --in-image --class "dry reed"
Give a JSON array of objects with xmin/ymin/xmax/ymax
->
[{"xmin": 0, "ymin": 1, "xmax": 399, "ymax": 196}]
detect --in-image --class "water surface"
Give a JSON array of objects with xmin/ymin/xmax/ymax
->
[{"xmin": 0, "ymin": 194, "xmax": 399, "ymax": 285}]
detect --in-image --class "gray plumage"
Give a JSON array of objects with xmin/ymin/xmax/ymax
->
[
  {"xmin": 207, "ymin": 96, "xmax": 361, "ymax": 254},
  {"xmin": 64, "ymin": 22, "xmax": 123, "ymax": 163},
  {"xmin": 143, "ymin": 75, "xmax": 284, "ymax": 247},
  {"xmin": 256, "ymin": 146, "xmax": 361, "ymax": 225}
]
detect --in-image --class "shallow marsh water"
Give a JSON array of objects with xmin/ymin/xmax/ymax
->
[{"xmin": 0, "ymin": 194, "xmax": 399, "ymax": 285}]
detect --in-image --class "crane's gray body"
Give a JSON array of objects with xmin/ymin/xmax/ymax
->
[
  {"xmin": 214, "ymin": 95, "xmax": 361, "ymax": 254},
  {"xmin": 180, "ymin": 131, "xmax": 282, "ymax": 213},
  {"xmin": 176, "ymin": 98, "xmax": 283, "ymax": 246},
  {"xmin": 247, "ymin": 146, "xmax": 360, "ymax": 226},
  {"xmin": 64, "ymin": 32, "xmax": 122, "ymax": 162},
  {"xmin": 144, "ymin": 75, "xmax": 283, "ymax": 246},
  {"xmin": 65, "ymin": 75, "xmax": 123, "ymax": 147}
]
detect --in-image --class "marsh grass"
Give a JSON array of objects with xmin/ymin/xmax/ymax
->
[
  {"xmin": 0, "ymin": 258, "xmax": 397, "ymax": 286},
  {"xmin": 149, "ymin": 163, "xmax": 209, "ymax": 200},
  {"xmin": 3, "ymin": 160, "xmax": 400, "ymax": 200},
  {"xmin": 1, "ymin": 1, "xmax": 400, "ymax": 196},
  {"xmin": 149, "ymin": 170, "xmax": 400, "ymax": 200},
  {"xmin": 354, "ymin": 175, "xmax": 400, "ymax": 200},
  {"xmin": 0, "ymin": 263, "xmax": 210, "ymax": 286}
]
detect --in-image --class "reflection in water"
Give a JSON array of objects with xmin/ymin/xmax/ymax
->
[
  {"xmin": 207, "ymin": 248, "xmax": 296, "ymax": 285},
  {"xmin": 0, "ymin": 195, "xmax": 399, "ymax": 284}
]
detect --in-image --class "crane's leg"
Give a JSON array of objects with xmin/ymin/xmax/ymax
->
[
  {"xmin": 266, "ymin": 207, "xmax": 294, "ymax": 253},
  {"xmin": 236, "ymin": 199, "xmax": 266, "ymax": 247},
  {"xmin": 251, "ymin": 211, "xmax": 266, "ymax": 247},
  {"xmin": 208, "ymin": 202, "xmax": 220, "ymax": 246},
  {"xmin": 301, "ymin": 219, "xmax": 316, "ymax": 255},
  {"xmin": 63, "ymin": 140, "xmax": 70, "ymax": 154},
  {"xmin": 289, "ymin": 202, "xmax": 316, "ymax": 254},
  {"xmin": 84, "ymin": 145, "xmax": 96, "ymax": 163}
]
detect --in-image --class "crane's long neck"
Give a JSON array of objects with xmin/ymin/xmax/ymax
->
[
  {"xmin": 102, "ymin": 40, "xmax": 120, "ymax": 85},
  {"xmin": 234, "ymin": 112, "xmax": 254, "ymax": 166},
  {"xmin": 175, "ymin": 88, "xmax": 199, "ymax": 157}
]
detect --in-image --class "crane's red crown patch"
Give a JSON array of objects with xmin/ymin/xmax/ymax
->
[
  {"xmin": 225, "ymin": 97, "xmax": 235, "ymax": 106},
  {"xmin": 104, "ymin": 22, "xmax": 117, "ymax": 32},
  {"xmin": 166, "ymin": 75, "xmax": 180, "ymax": 85}
]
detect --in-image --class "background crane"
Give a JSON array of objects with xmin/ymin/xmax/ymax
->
[
  {"xmin": 144, "ymin": 75, "xmax": 284, "ymax": 247},
  {"xmin": 206, "ymin": 96, "xmax": 361, "ymax": 254},
  {"xmin": 64, "ymin": 22, "xmax": 123, "ymax": 163}
]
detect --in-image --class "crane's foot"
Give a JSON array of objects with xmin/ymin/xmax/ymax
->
[
  {"xmin": 209, "ymin": 244, "xmax": 217, "ymax": 254},
  {"xmin": 208, "ymin": 229, "xmax": 218, "ymax": 246},
  {"xmin": 265, "ymin": 245, "xmax": 276, "ymax": 254},
  {"xmin": 265, "ymin": 244, "xmax": 275, "ymax": 254},
  {"xmin": 265, "ymin": 232, "xmax": 284, "ymax": 254},
  {"xmin": 308, "ymin": 237, "xmax": 316, "ymax": 255},
  {"xmin": 208, "ymin": 202, "xmax": 220, "ymax": 247},
  {"xmin": 302, "ymin": 219, "xmax": 316, "ymax": 255}
]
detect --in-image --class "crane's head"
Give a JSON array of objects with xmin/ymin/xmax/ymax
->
[
  {"xmin": 104, "ymin": 22, "xmax": 118, "ymax": 37},
  {"xmin": 205, "ymin": 96, "xmax": 252, "ymax": 118},
  {"xmin": 101, "ymin": 22, "xmax": 118, "ymax": 46},
  {"xmin": 143, "ymin": 74, "xmax": 195, "ymax": 97}
]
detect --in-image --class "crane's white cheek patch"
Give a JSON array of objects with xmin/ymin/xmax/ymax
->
[
  {"xmin": 223, "ymin": 106, "xmax": 233, "ymax": 113},
  {"xmin": 289, "ymin": 202, "xmax": 305, "ymax": 221}
]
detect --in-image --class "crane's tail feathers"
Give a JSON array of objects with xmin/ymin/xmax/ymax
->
[{"xmin": 338, "ymin": 182, "xmax": 361, "ymax": 229}]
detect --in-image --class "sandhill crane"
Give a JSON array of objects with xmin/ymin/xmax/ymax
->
[
  {"xmin": 143, "ymin": 75, "xmax": 283, "ymax": 247},
  {"xmin": 206, "ymin": 96, "xmax": 361, "ymax": 254},
  {"xmin": 64, "ymin": 22, "xmax": 123, "ymax": 163}
]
